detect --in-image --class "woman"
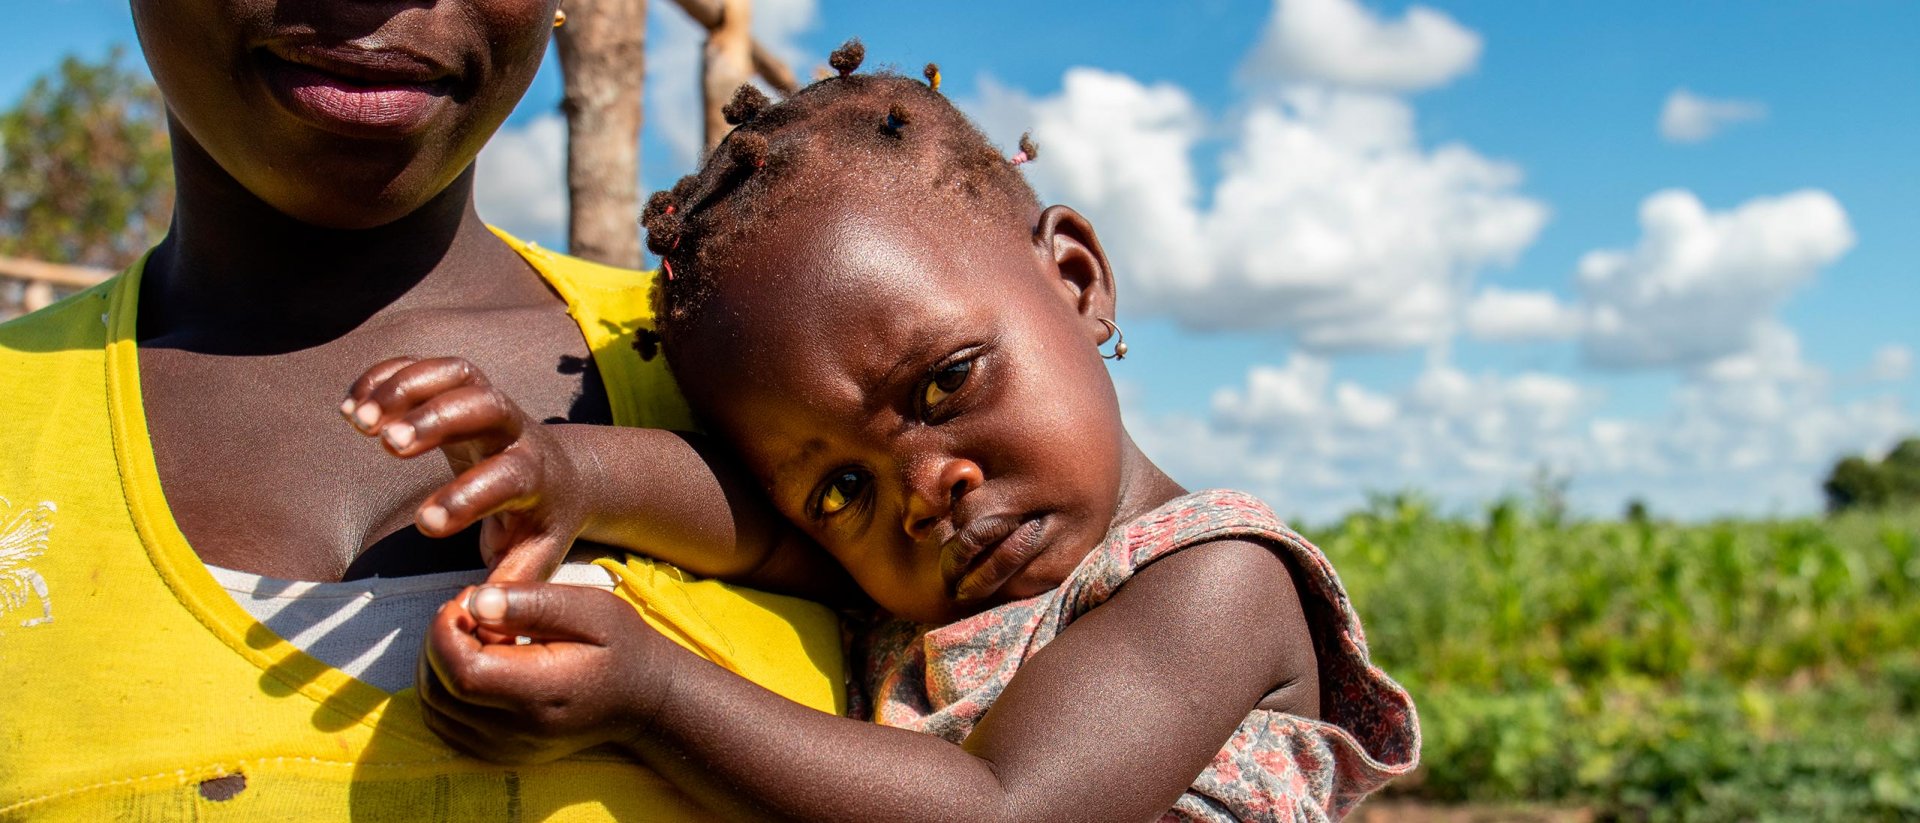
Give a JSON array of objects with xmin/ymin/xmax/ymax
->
[{"xmin": 0, "ymin": 1, "xmax": 841, "ymax": 819}]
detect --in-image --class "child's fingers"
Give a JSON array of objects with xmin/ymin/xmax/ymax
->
[
  {"xmin": 377, "ymin": 384, "xmax": 524, "ymax": 459},
  {"xmin": 348, "ymin": 357, "xmax": 492, "ymax": 436},
  {"xmin": 418, "ymin": 649, "xmax": 521, "ymax": 731},
  {"xmin": 414, "ymin": 448, "xmax": 543, "ymax": 538},
  {"xmin": 463, "ymin": 583, "xmax": 622, "ymax": 646},
  {"xmin": 416, "ymin": 657, "xmax": 539, "ymax": 762},
  {"xmin": 419, "ymin": 701, "xmax": 550, "ymax": 766},
  {"xmin": 419, "ymin": 698, "xmax": 498, "ymax": 759},
  {"xmin": 345, "ymin": 357, "xmax": 418, "ymax": 403},
  {"xmin": 423, "ymin": 595, "xmax": 516, "ymax": 708},
  {"xmin": 342, "ymin": 357, "xmax": 418, "ymax": 426},
  {"xmin": 484, "ymin": 531, "xmax": 570, "ymax": 585}
]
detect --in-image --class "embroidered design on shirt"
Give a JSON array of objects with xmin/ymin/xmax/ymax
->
[{"xmin": 0, "ymin": 497, "xmax": 55, "ymax": 627}]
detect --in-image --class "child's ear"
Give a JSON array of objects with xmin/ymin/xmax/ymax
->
[{"xmin": 1033, "ymin": 205, "xmax": 1117, "ymax": 329}]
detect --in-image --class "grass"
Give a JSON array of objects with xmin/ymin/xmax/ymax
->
[{"xmin": 1305, "ymin": 498, "xmax": 1920, "ymax": 821}]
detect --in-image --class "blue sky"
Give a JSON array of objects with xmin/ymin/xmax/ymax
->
[{"xmin": 7, "ymin": 0, "xmax": 1916, "ymax": 520}]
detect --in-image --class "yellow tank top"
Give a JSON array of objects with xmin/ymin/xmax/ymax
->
[{"xmin": 0, "ymin": 231, "xmax": 844, "ymax": 821}]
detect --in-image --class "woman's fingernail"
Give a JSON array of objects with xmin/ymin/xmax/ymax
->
[
  {"xmin": 420, "ymin": 504, "xmax": 449, "ymax": 533},
  {"xmin": 470, "ymin": 586, "xmax": 509, "ymax": 622},
  {"xmin": 340, "ymin": 398, "xmax": 357, "ymax": 418},
  {"xmin": 383, "ymin": 422, "xmax": 416, "ymax": 450},
  {"xmin": 354, "ymin": 402, "xmax": 381, "ymax": 430}
]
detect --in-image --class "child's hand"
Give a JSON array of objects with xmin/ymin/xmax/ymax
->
[
  {"xmin": 419, "ymin": 584, "xmax": 671, "ymax": 765},
  {"xmin": 344, "ymin": 357, "xmax": 588, "ymax": 583}
]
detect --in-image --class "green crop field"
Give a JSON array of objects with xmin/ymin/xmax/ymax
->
[{"xmin": 1308, "ymin": 498, "xmax": 1920, "ymax": 821}]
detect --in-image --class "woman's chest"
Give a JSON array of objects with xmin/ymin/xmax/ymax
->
[{"xmin": 137, "ymin": 307, "xmax": 611, "ymax": 580}]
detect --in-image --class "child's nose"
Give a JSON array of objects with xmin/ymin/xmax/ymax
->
[{"xmin": 903, "ymin": 458, "xmax": 984, "ymax": 542}]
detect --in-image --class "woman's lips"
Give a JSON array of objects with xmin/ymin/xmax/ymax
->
[
  {"xmin": 259, "ymin": 49, "xmax": 452, "ymax": 138},
  {"xmin": 946, "ymin": 515, "xmax": 1050, "ymax": 604}
]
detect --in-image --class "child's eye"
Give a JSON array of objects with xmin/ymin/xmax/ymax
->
[
  {"xmin": 816, "ymin": 470, "xmax": 870, "ymax": 517},
  {"xmin": 922, "ymin": 360, "xmax": 973, "ymax": 409}
]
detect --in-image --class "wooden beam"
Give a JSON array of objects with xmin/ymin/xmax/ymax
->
[
  {"xmin": 668, "ymin": 0, "xmax": 798, "ymax": 95},
  {"xmin": 700, "ymin": 0, "xmax": 754, "ymax": 153},
  {"xmin": 0, "ymin": 256, "xmax": 111, "ymax": 289},
  {"xmin": 751, "ymin": 43, "xmax": 798, "ymax": 96}
]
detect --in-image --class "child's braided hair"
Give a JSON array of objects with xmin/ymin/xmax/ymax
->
[{"xmin": 641, "ymin": 39, "xmax": 1042, "ymax": 336}]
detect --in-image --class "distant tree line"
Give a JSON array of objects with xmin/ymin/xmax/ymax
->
[
  {"xmin": 1824, "ymin": 436, "xmax": 1920, "ymax": 513},
  {"xmin": 0, "ymin": 46, "xmax": 172, "ymax": 271}
]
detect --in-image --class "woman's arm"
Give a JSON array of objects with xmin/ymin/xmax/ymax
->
[
  {"xmin": 344, "ymin": 356, "xmax": 854, "ymax": 598},
  {"xmin": 421, "ymin": 538, "xmax": 1318, "ymax": 822}
]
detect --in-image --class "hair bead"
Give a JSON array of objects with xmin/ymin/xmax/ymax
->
[
  {"xmin": 642, "ymin": 190, "xmax": 676, "ymax": 224},
  {"xmin": 1010, "ymin": 131, "xmax": 1039, "ymax": 165},
  {"xmin": 883, "ymin": 103, "xmax": 912, "ymax": 136}
]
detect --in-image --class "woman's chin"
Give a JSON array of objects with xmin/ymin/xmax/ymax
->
[{"xmin": 251, "ymin": 168, "xmax": 457, "ymax": 231}]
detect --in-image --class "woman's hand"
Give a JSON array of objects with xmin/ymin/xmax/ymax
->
[
  {"xmin": 419, "ymin": 584, "xmax": 675, "ymax": 765},
  {"xmin": 343, "ymin": 356, "xmax": 588, "ymax": 582}
]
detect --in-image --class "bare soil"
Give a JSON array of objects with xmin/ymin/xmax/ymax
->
[{"xmin": 1350, "ymin": 800, "xmax": 1596, "ymax": 823}]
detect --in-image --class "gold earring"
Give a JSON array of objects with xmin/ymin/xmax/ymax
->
[
  {"xmin": 1098, "ymin": 318, "xmax": 1128, "ymax": 360},
  {"xmin": 553, "ymin": 8, "xmax": 567, "ymax": 27}
]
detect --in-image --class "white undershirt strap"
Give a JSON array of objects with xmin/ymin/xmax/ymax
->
[{"xmin": 207, "ymin": 563, "xmax": 617, "ymax": 694}]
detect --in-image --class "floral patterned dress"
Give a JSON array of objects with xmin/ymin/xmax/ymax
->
[{"xmin": 857, "ymin": 489, "xmax": 1420, "ymax": 822}]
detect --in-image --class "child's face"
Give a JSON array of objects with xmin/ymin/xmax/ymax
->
[
  {"xmin": 131, "ymin": 0, "xmax": 555, "ymax": 229},
  {"xmin": 677, "ymin": 192, "xmax": 1129, "ymax": 624}
]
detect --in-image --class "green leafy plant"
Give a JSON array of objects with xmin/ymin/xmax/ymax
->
[{"xmin": 1315, "ymin": 500, "xmax": 1920, "ymax": 819}]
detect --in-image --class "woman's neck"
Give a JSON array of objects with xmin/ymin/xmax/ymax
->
[{"xmin": 139, "ymin": 134, "xmax": 514, "ymax": 354}]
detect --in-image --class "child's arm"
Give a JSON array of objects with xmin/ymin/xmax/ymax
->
[
  {"xmin": 343, "ymin": 356, "xmax": 852, "ymax": 596},
  {"xmin": 420, "ymin": 538, "xmax": 1319, "ymax": 822}
]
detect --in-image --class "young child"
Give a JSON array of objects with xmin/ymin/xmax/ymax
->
[{"xmin": 345, "ymin": 41, "xmax": 1417, "ymax": 821}]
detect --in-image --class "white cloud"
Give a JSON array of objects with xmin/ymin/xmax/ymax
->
[
  {"xmin": 1239, "ymin": 0, "xmax": 1482, "ymax": 93},
  {"xmin": 1660, "ymin": 88, "xmax": 1767, "ymax": 143},
  {"xmin": 474, "ymin": 112, "xmax": 568, "ymax": 243},
  {"xmin": 972, "ymin": 74, "xmax": 1547, "ymax": 349},
  {"xmin": 1136, "ymin": 340, "xmax": 1911, "ymax": 521},
  {"xmin": 1872, "ymin": 344, "xmax": 1914, "ymax": 382},
  {"xmin": 1577, "ymin": 188, "xmax": 1854, "ymax": 368},
  {"xmin": 1464, "ymin": 287, "xmax": 1581, "ymax": 342},
  {"xmin": 975, "ymin": 70, "xmax": 1205, "ymax": 315},
  {"xmin": 1145, "ymin": 355, "xmax": 1596, "ymax": 518}
]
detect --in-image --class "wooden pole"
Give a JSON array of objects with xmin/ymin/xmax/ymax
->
[
  {"xmin": 553, "ymin": 0, "xmax": 647, "ymax": 268},
  {"xmin": 669, "ymin": 0, "xmax": 797, "ymax": 95},
  {"xmin": 701, "ymin": 0, "xmax": 754, "ymax": 154}
]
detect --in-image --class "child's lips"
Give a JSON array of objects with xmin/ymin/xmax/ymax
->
[{"xmin": 943, "ymin": 514, "xmax": 1050, "ymax": 603}]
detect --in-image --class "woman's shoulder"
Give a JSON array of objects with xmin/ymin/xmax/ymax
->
[
  {"xmin": 488, "ymin": 227, "xmax": 693, "ymax": 430},
  {"xmin": 0, "ymin": 277, "xmax": 119, "ymax": 357},
  {"xmin": 488, "ymin": 226, "xmax": 660, "ymax": 307}
]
